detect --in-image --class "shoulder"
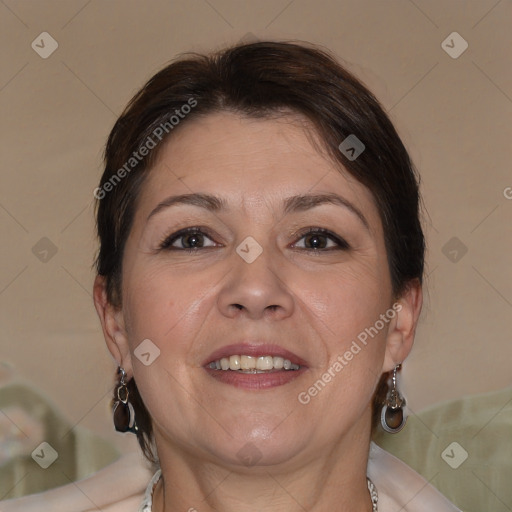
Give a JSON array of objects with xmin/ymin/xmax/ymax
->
[
  {"xmin": 83, "ymin": 493, "xmax": 145, "ymax": 512},
  {"xmin": 0, "ymin": 452, "xmax": 153, "ymax": 512},
  {"xmin": 368, "ymin": 442, "xmax": 462, "ymax": 512}
]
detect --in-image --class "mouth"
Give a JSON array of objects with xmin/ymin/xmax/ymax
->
[{"xmin": 203, "ymin": 343, "xmax": 308, "ymax": 390}]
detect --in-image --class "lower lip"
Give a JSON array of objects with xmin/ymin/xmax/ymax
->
[{"xmin": 204, "ymin": 367, "xmax": 307, "ymax": 390}]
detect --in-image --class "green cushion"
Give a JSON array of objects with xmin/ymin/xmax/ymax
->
[{"xmin": 374, "ymin": 386, "xmax": 512, "ymax": 512}]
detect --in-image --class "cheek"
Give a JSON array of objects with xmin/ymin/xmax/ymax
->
[
  {"xmin": 123, "ymin": 275, "xmax": 175, "ymax": 341},
  {"xmin": 299, "ymin": 262, "xmax": 389, "ymax": 335},
  {"xmin": 121, "ymin": 262, "xmax": 216, "ymax": 356},
  {"xmin": 120, "ymin": 266, "xmax": 214, "ymax": 429},
  {"xmin": 297, "ymin": 268, "xmax": 389, "ymax": 417}
]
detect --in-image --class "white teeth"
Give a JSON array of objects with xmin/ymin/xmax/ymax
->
[
  {"xmin": 240, "ymin": 355, "xmax": 256, "ymax": 369},
  {"xmin": 229, "ymin": 355, "xmax": 241, "ymax": 370},
  {"xmin": 256, "ymin": 356, "xmax": 273, "ymax": 370},
  {"xmin": 208, "ymin": 355, "xmax": 301, "ymax": 371},
  {"xmin": 273, "ymin": 356, "xmax": 284, "ymax": 369}
]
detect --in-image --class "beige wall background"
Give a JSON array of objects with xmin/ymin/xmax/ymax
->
[{"xmin": 1, "ymin": 0, "xmax": 511, "ymax": 457}]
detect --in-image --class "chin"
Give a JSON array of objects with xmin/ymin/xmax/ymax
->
[{"xmin": 213, "ymin": 427, "xmax": 308, "ymax": 469}]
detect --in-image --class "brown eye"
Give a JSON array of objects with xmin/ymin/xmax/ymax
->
[
  {"xmin": 303, "ymin": 233, "xmax": 330, "ymax": 249},
  {"xmin": 159, "ymin": 228, "xmax": 216, "ymax": 251},
  {"xmin": 180, "ymin": 232, "xmax": 205, "ymax": 248},
  {"xmin": 294, "ymin": 228, "xmax": 350, "ymax": 251}
]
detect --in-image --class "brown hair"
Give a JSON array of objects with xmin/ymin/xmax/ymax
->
[{"xmin": 95, "ymin": 41, "xmax": 425, "ymax": 463}]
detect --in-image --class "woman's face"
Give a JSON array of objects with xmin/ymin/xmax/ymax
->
[{"xmin": 107, "ymin": 112, "xmax": 412, "ymax": 467}]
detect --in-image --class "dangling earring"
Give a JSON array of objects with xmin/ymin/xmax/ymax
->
[
  {"xmin": 113, "ymin": 366, "xmax": 138, "ymax": 434},
  {"xmin": 381, "ymin": 363, "xmax": 407, "ymax": 433}
]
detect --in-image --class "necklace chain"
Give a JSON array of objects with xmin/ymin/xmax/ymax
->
[
  {"xmin": 145, "ymin": 471, "xmax": 378, "ymax": 511},
  {"xmin": 367, "ymin": 476, "xmax": 379, "ymax": 511}
]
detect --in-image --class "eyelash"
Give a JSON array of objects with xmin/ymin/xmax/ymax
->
[{"xmin": 158, "ymin": 226, "xmax": 350, "ymax": 253}]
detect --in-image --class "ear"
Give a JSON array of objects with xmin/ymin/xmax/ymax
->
[
  {"xmin": 382, "ymin": 279, "xmax": 423, "ymax": 373},
  {"xmin": 93, "ymin": 275, "xmax": 133, "ymax": 379}
]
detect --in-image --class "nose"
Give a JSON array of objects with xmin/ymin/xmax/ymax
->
[{"xmin": 217, "ymin": 246, "xmax": 295, "ymax": 321}]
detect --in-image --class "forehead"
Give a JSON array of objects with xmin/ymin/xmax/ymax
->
[{"xmin": 137, "ymin": 111, "xmax": 379, "ymax": 223}]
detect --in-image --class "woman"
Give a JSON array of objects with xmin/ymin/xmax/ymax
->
[{"xmin": 1, "ymin": 41, "xmax": 461, "ymax": 511}]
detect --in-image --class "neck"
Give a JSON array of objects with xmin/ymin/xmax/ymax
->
[{"xmin": 152, "ymin": 417, "xmax": 374, "ymax": 512}]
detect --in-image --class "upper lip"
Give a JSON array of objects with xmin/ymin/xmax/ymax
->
[{"xmin": 203, "ymin": 342, "xmax": 309, "ymax": 367}]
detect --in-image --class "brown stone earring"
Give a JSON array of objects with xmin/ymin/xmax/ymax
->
[
  {"xmin": 113, "ymin": 366, "xmax": 138, "ymax": 434},
  {"xmin": 381, "ymin": 363, "xmax": 407, "ymax": 433}
]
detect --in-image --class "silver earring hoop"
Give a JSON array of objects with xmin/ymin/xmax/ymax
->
[
  {"xmin": 380, "ymin": 363, "xmax": 407, "ymax": 434},
  {"xmin": 113, "ymin": 366, "xmax": 138, "ymax": 434}
]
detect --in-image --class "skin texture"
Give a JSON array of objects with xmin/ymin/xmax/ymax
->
[{"xmin": 94, "ymin": 112, "xmax": 423, "ymax": 512}]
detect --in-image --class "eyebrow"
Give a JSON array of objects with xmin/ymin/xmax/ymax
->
[
  {"xmin": 147, "ymin": 193, "xmax": 227, "ymax": 221},
  {"xmin": 283, "ymin": 193, "xmax": 370, "ymax": 230},
  {"xmin": 147, "ymin": 192, "xmax": 370, "ymax": 230}
]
